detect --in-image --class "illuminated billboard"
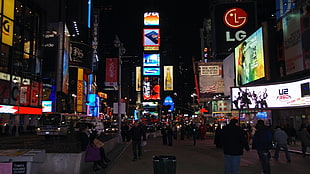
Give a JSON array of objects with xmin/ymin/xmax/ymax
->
[
  {"xmin": 234, "ymin": 27, "xmax": 265, "ymax": 86},
  {"xmin": 143, "ymin": 29, "xmax": 160, "ymax": 47},
  {"xmin": 213, "ymin": 2, "xmax": 256, "ymax": 54},
  {"xmin": 143, "ymin": 76, "xmax": 160, "ymax": 100},
  {"xmin": 143, "ymin": 53, "xmax": 160, "ymax": 67},
  {"xmin": 231, "ymin": 78, "xmax": 310, "ymax": 109},
  {"xmin": 143, "ymin": 67, "xmax": 160, "ymax": 76},
  {"xmin": 144, "ymin": 12, "xmax": 159, "ymax": 26},
  {"xmin": 136, "ymin": 66, "xmax": 141, "ymax": 91},
  {"xmin": 164, "ymin": 66, "xmax": 173, "ymax": 91}
]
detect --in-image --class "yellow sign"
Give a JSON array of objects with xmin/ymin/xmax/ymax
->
[
  {"xmin": 2, "ymin": 16, "xmax": 13, "ymax": 46},
  {"xmin": 3, "ymin": 0, "xmax": 15, "ymax": 19},
  {"xmin": 77, "ymin": 68, "xmax": 84, "ymax": 112}
]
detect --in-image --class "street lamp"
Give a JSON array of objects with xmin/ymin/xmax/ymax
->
[
  {"xmin": 13, "ymin": 76, "xmax": 28, "ymax": 137},
  {"xmin": 191, "ymin": 93, "xmax": 197, "ymax": 113},
  {"xmin": 113, "ymin": 35, "xmax": 126, "ymax": 142}
]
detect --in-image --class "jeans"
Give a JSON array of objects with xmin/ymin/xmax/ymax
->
[
  {"xmin": 301, "ymin": 142, "xmax": 309, "ymax": 156},
  {"xmin": 132, "ymin": 140, "xmax": 141, "ymax": 159},
  {"xmin": 224, "ymin": 154, "xmax": 241, "ymax": 174},
  {"xmin": 274, "ymin": 144, "xmax": 291, "ymax": 161},
  {"xmin": 257, "ymin": 150, "xmax": 271, "ymax": 174}
]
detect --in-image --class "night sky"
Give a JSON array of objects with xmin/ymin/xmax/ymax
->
[{"xmin": 111, "ymin": 0, "xmax": 210, "ymax": 60}]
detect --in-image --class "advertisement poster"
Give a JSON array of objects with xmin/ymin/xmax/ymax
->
[
  {"xmin": 234, "ymin": 27, "xmax": 265, "ymax": 86},
  {"xmin": 105, "ymin": 58, "xmax": 118, "ymax": 87},
  {"xmin": 143, "ymin": 76, "xmax": 160, "ymax": 100},
  {"xmin": 231, "ymin": 78, "xmax": 310, "ymax": 109},
  {"xmin": 143, "ymin": 29, "xmax": 160, "ymax": 47},
  {"xmin": 144, "ymin": 12, "xmax": 159, "ymax": 26}
]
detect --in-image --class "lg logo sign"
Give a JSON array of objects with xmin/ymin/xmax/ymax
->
[{"xmin": 223, "ymin": 8, "xmax": 248, "ymax": 42}]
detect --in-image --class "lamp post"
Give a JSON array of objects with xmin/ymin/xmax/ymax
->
[
  {"xmin": 13, "ymin": 77, "xmax": 27, "ymax": 137},
  {"xmin": 113, "ymin": 35, "xmax": 126, "ymax": 142},
  {"xmin": 191, "ymin": 93, "xmax": 197, "ymax": 113}
]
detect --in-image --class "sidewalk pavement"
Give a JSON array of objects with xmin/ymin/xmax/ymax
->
[{"xmin": 88, "ymin": 133, "xmax": 310, "ymax": 174}]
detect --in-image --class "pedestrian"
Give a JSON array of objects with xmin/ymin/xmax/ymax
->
[
  {"xmin": 167, "ymin": 125, "xmax": 173, "ymax": 146},
  {"xmin": 191, "ymin": 123, "xmax": 198, "ymax": 146},
  {"xmin": 273, "ymin": 126, "xmax": 291, "ymax": 162},
  {"xmin": 121, "ymin": 122, "xmax": 129, "ymax": 143},
  {"xmin": 78, "ymin": 125, "xmax": 90, "ymax": 151},
  {"xmin": 161, "ymin": 124, "xmax": 168, "ymax": 145},
  {"xmin": 288, "ymin": 125, "xmax": 297, "ymax": 145},
  {"xmin": 214, "ymin": 125, "xmax": 223, "ymax": 148},
  {"xmin": 297, "ymin": 126, "xmax": 310, "ymax": 157},
  {"xmin": 252, "ymin": 120, "xmax": 273, "ymax": 174},
  {"xmin": 222, "ymin": 119, "xmax": 249, "ymax": 174},
  {"xmin": 130, "ymin": 121, "xmax": 144, "ymax": 161}
]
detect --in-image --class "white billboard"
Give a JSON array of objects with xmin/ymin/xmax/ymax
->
[{"xmin": 231, "ymin": 78, "xmax": 310, "ymax": 109}]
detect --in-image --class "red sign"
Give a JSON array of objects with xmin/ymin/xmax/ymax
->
[
  {"xmin": 105, "ymin": 58, "xmax": 118, "ymax": 86},
  {"xmin": 0, "ymin": 105, "xmax": 42, "ymax": 115},
  {"xmin": 223, "ymin": 8, "xmax": 248, "ymax": 29}
]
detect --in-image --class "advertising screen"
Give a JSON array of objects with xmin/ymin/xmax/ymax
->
[
  {"xmin": 143, "ymin": 76, "xmax": 160, "ymax": 100},
  {"xmin": 143, "ymin": 29, "xmax": 160, "ymax": 47},
  {"xmin": 143, "ymin": 67, "xmax": 160, "ymax": 76},
  {"xmin": 234, "ymin": 27, "xmax": 265, "ymax": 86},
  {"xmin": 143, "ymin": 54, "xmax": 160, "ymax": 66},
  {"xmin": 144, "ymin": 12, "xmax": 159, "ymax": 26},
  {"xmin": 231, "ymin": 78, "xmax": 310, "ymax": 109}
]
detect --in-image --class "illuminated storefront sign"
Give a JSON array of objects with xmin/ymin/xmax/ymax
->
[{"xmin": 0, "ymin": 104, "xmax": 42, "ymax": 114}]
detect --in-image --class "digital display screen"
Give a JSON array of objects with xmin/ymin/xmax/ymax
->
[
  {"xmin": 143, "ymin": 67, "xmax": 160, "ymax": 76},
  {"xmin": 143, "ymin": 54, "xmax": 160, "ymax": 67},
  {"xmin": 231, "ymin": 78, "xmax": 310, "ymax": 109},
  {"xmin": 143, "ymin": 29, "xmax": 160, "ymax": 47},
  {"xmin": 234, "ymin": 27, "xmax": 265, "ymax": 86},
  {"xmin": 144, "ymin": 12, "xmax": 159, "ymax": 26}
]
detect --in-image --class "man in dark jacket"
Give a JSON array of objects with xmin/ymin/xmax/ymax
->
[
  {"xmin": 252, "ymin": 120, "xmax": 273, "ymax": 174},
  {"xmin": 222, "ymin": 119, "xmax": 249, "ymax": 174},
  {"xmin": 130, "ymin": 121, "xmax": 144, "ymax": 161}
]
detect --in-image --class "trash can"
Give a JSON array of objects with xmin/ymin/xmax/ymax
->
[{"xmin": 153, "ymin": 155, "xmax": 176, "ymax": 174}]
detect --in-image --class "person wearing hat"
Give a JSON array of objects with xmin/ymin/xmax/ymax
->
[
  {"xmin": 252, "ymin": 120, "xmax": 273, "ymax": 174},
  {"xmin": 222, "ymin": 119, "xmax": 249, "ymax": 174}
]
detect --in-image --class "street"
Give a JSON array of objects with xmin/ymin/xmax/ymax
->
[{"xmin": 105, "ymin": 134, "xmax": 310, "ymax": 174}]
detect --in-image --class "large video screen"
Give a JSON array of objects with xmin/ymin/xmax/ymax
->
[
  {"xmin": 231, "ymin": 78, "xmax": 310, "ymax": 109},
  {"xmin": 143, "ymin": 54, "xmax": 160, "ymax": 67},
  {"xmin": 143, "ymin": 67, "xmax": 160, "ymax": 76},
  {"xmin": 234, "ymin": 27, "xmax": 265, "ymax": 86},
  {"xmin": 144, "ymin": 12, "xmax": 159, "ymax": 26},
  {"xmin": 143, "ymin": 29, "xmax": 160, "ymax": 47},
  {"xmin": 143, "ymin": 76, "xmax": 160, "ymax": 100}
]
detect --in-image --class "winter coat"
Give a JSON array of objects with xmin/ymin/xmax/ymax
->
[
  {"xmin": 252, "ymin": 125, "xmax": 273, "ymax": 151},
  {"xmin": 298, "ymin": 129, "xmax": 310, "ymax": 146},
  {"xmin": 274, "ymin": 128, "xmax": 288, "ymax": 145},
  {"xmin": 222, "ymin": 124, "xmax": 249, "ymax": 155}
]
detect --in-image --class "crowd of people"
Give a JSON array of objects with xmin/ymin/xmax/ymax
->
[
  {"xmin": 78, "ymin": 118, "xmax": 310, "ymax": 173},
  {"xmin": 214, "ymin": 119, "xmax": 310, "ymax": 174}
]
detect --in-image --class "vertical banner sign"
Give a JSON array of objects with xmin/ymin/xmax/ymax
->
[
  {"xmin": 77, "ymin": 68, "xmax": 83, "ymax": 112},
  {"xmin": 30, "ymin": 81, "xmax": 39, "ymax": 106},
  {"xmin": 1, "ymin": 0, "xmax": 15, "ymax": 46},
  {"xmin": 164, "ymin": 66, "xmax": 173, "ymax": 91},
  {"xmin": 136, "ymin": 66, "xmax": 141, "ymax": 91},
  {"xmin": 105, "ymin": 58, "xmax": 118, "ymax": 87}
]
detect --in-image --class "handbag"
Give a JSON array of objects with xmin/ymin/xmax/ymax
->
[
  {"xmin": 93, "ymin": 138, "xmax": 105, "ymax": 148},
  {"xmin": 85, "ymin": 143, "xmax": 101, "ymax": 162}
]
